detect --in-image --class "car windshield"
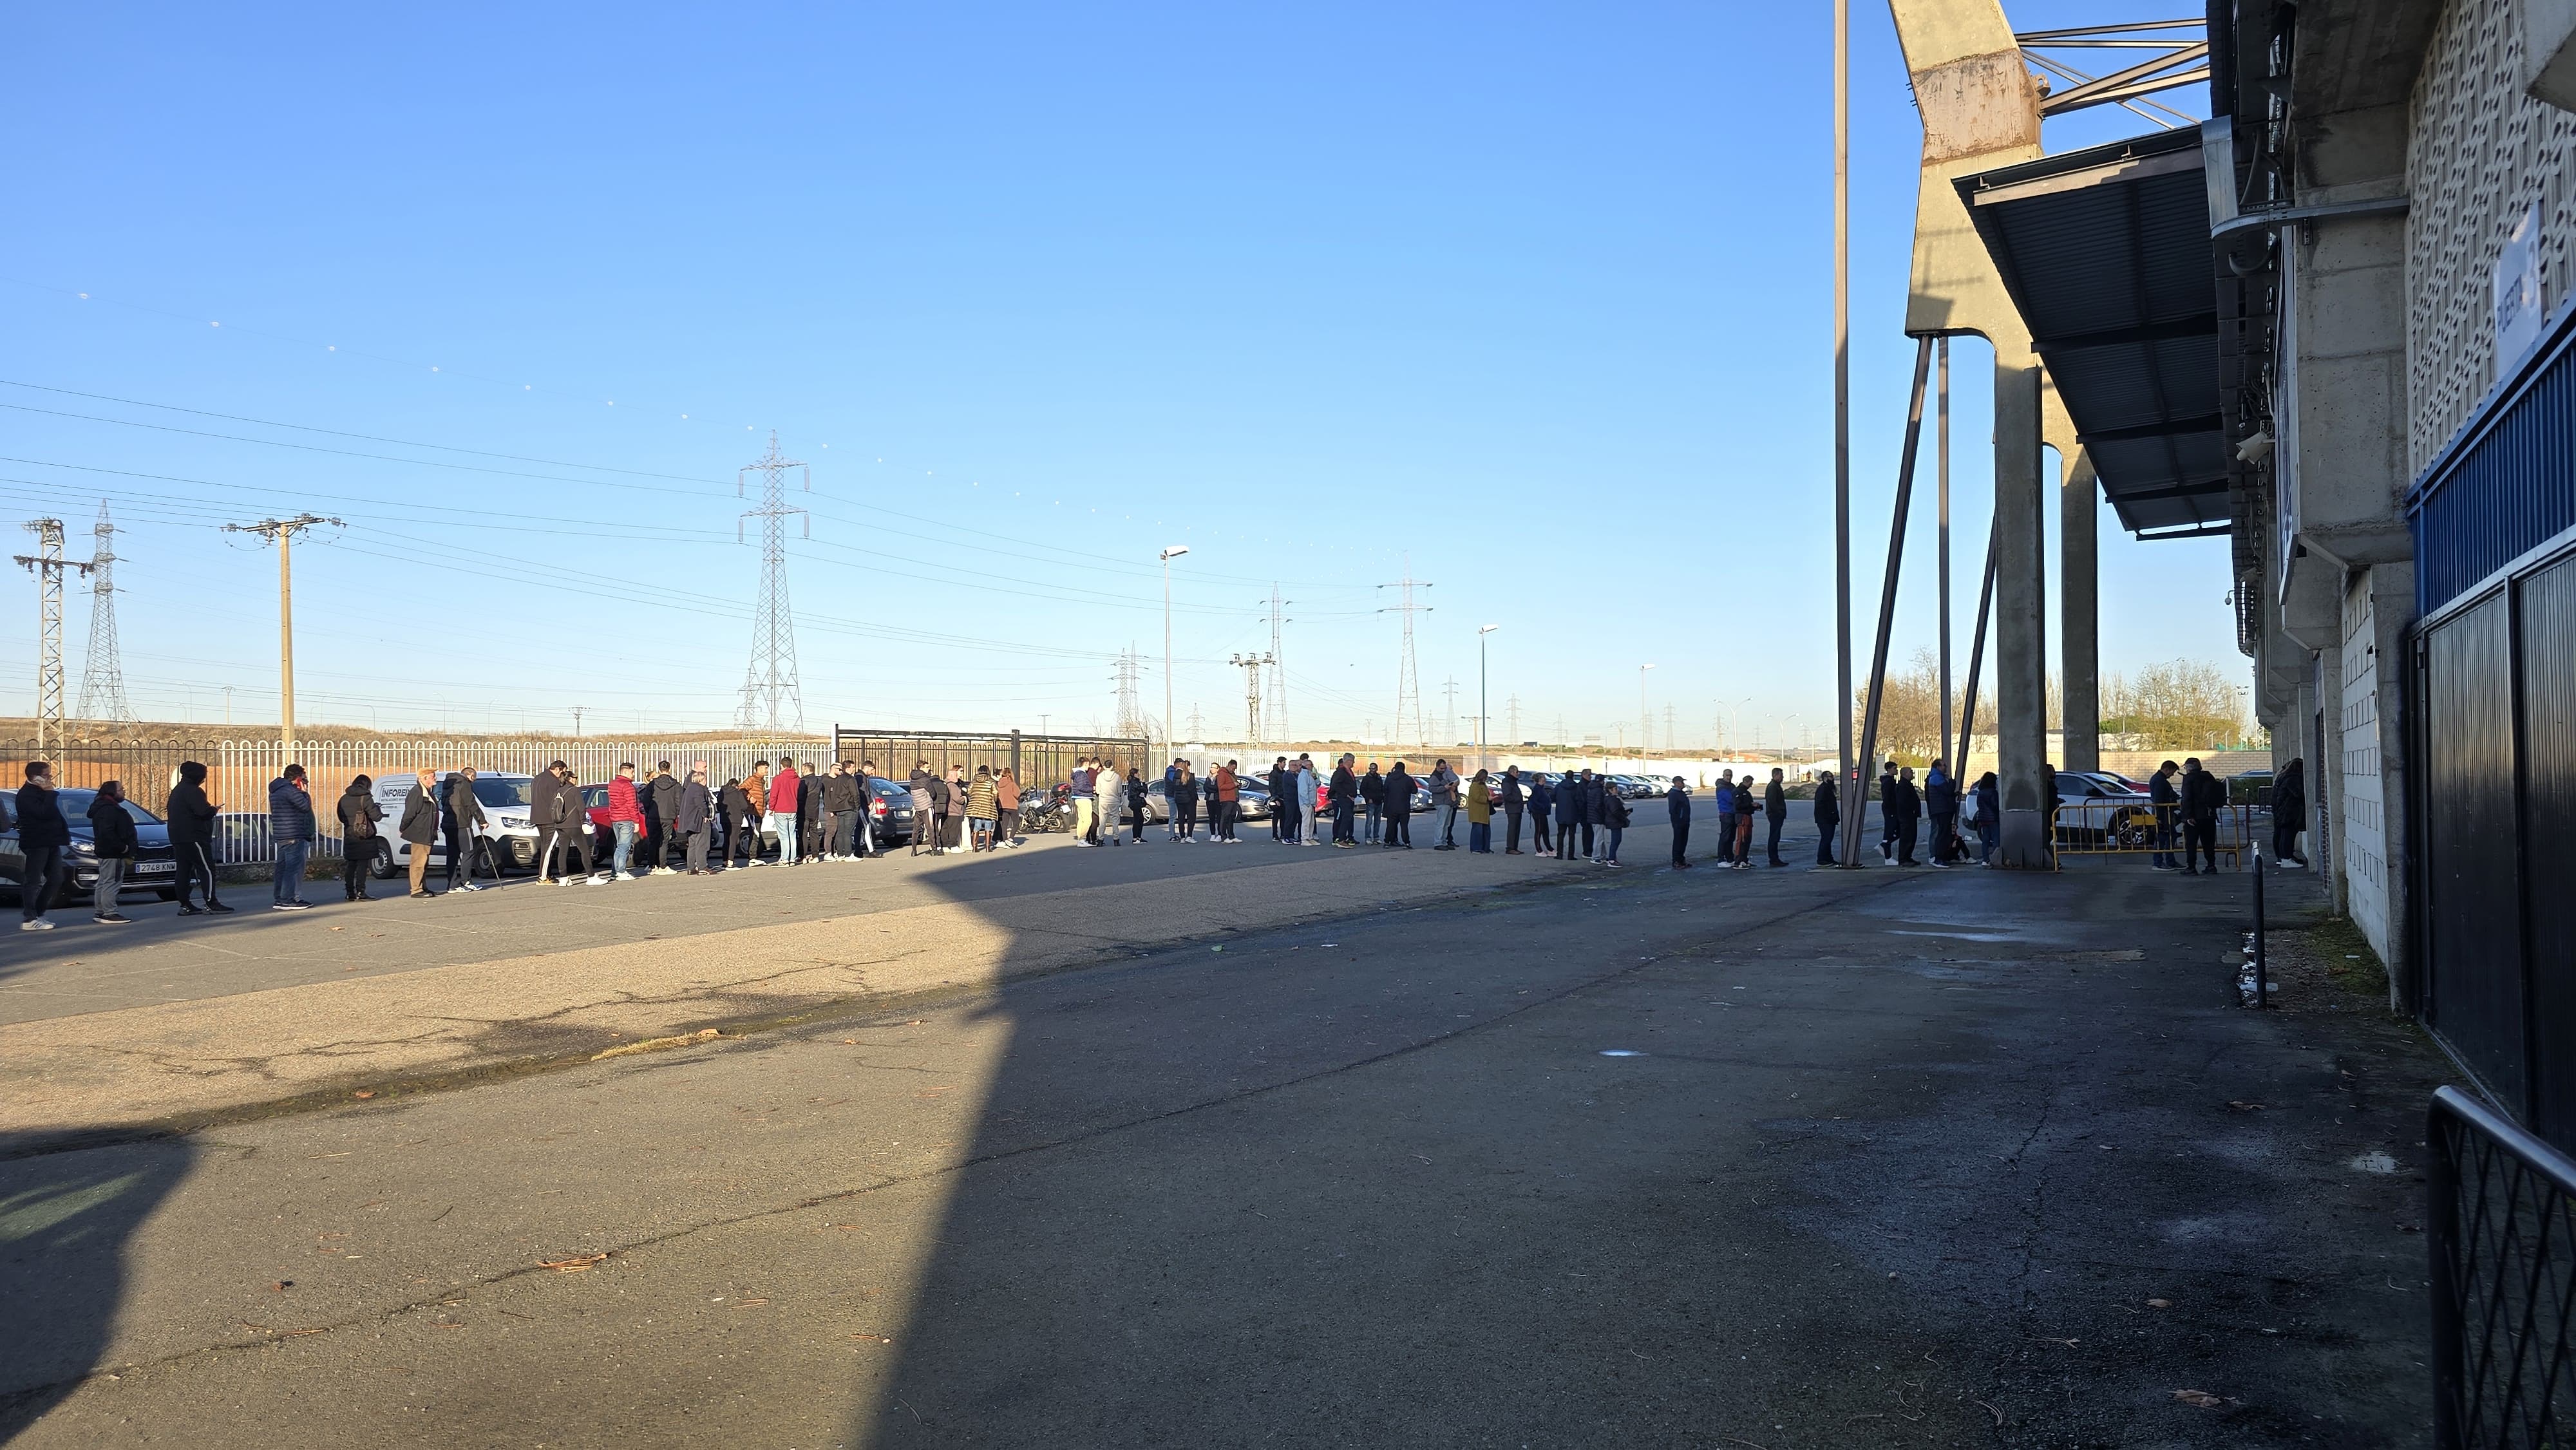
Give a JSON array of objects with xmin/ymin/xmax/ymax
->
[
  {"xmin": 56, "ymin": 789, "xmax": 162, "ymax": 825},
  {"xmin": 471, "ymin": 778, "xmax": 531, "ymax": 808}
]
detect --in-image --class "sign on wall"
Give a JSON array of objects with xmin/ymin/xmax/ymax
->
[{"xmin": 2496, "ymin": 202, "xmax": 2545, "ymax": 371}]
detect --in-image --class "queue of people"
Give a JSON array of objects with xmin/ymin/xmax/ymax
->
[{"xmin": 10, "ymin": 748, "xmax": 2286, "ymax": 930}]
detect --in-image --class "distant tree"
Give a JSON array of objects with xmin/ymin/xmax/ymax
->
[
  {"xmin": 2102, "ymin": 659, "xmax": 2247, "ymax": 748},
  {"xmin": 1852, "ymin": 648, "xmax": 1992, "ymax": 766}
]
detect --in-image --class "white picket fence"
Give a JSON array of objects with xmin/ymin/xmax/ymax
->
[{"xmin": 205, "ymin": 738, "xmax": 831, "ymax": 863}]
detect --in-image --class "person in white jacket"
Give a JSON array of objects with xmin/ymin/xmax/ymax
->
[{"xmin": 1296, "ymin": 756, "xmax": 1321, "ymax": 845}]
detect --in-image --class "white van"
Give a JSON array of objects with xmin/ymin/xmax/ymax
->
[{"xmin": 362, "ymin": 772, "xmax": 544, "ymax": 878}]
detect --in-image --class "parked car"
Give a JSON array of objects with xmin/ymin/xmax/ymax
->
[
  {"xmin": 2050, "ymin": 771, "xmax": 2156, "ymax": 847},
  {"xmin": 365, "ymin": 773, "xmax": 543, "ymax": 879},
  {"xmin": 0, "ymin": 788, "xmax": 181, "ymax": 903}
]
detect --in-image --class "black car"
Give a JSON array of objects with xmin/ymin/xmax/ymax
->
[{"xmin": 0, "ymin": 788, "xmax": 182, "ymax": 903}]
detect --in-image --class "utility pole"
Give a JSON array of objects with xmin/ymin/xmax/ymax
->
[
  {"xmin": 571, "ymin": 706, "xmax": 587, "ymax": 738},
  {"xmin": 222, "ymin": 513, "xmax": 336, "ymax": 756},
  {"xmin": 15, "ymin": 520, "xmax": 92, "ymax": 753},
  {"xmin": 75, "ymin": 502, "xmax": 135, "ymax": 724},
  {"xmin": 1477, "ymin": 625, "xmax": 1499, "ymax": 771},
  {"xmin": 1231, "ymin": 652, "xmax": 1272, "ymax": 749},
  {"xmin": 1938, "ymin": 335, "xmax": 1954, "ymax": 772},
  {"xmin": 735, "ymin": 432, "xmax": 810, "ymax": 735},
  {"xmin": 1378, "ymin": 563, "xmax": 1432, "ymax": 748},
  {"xmin": 1160, "ymin": 546, "xmax": 1189, "ymax": 765}
]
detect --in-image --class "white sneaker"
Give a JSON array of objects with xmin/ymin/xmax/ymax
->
[
  {"xmin": 585, "ymin": 874, "xmax": 609, "ymax": 885},
  {"xmin": 556, "ymin": 876, "xmax": 580, "ymax": 887},
  {"xmin": 613, "ymin": 872, "xmax": 636, "ymax": 881},
  {"xmin": 19, "ymin": 919, "xmax": 53, "ymax": 931},
  {"xmin": 744, "ymin": 858, "xmax": 766, "ymax": 867}
]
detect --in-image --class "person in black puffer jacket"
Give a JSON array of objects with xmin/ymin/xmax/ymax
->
[
  {"xmin": 166, "ymin": 760, "xmax": 228, "ymax": 914},
  {"xmin": 16, "ymin": 762, "xmax": 70, "ymax": 929}
]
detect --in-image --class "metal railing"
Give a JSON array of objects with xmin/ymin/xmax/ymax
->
[
  {"xmin": 0, "ymin": 737, "xmax": 830, "ymax": 863},
  {"xmin": 2049, "ymin": 800, "xmax": 2253, "ymax": 869},
  {"xmin": 2430, "ymin": 1085, "xmax": 2576, "ymax": 1446}
]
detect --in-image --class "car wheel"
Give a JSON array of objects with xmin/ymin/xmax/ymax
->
[{"xmin": 370, "ymin": 840, "xmax": 401, "ymax": 880}]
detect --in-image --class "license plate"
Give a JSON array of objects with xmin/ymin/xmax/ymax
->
[{"xmin": 134, "ymin": 862, "xmax": 175, "ymax": 876}]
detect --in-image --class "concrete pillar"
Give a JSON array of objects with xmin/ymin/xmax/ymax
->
[
  {"xmin": 2363, "ymin": 561, "xmax": 2416, "ymax": 1010},
  {"xmin": 2060, "ymin": 451, "xmax": 2101, "ymax": 773},
  {"xmin": 1994, "ymin": 351, "xmax": 2052, "ymax": 867}
]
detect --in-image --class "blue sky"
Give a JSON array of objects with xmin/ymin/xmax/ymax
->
[{"xmin": 0, "ymin": 2, "xmax": 2233, "ymax": 748}]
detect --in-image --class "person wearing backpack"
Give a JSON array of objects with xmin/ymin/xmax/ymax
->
[{"xmin": 335, "ymin": 775, "xmax": 384, "ymax": 902}]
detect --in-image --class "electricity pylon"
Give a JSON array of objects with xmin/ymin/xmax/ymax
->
[
  {"xmin": 1378, "ymin": 563, "xmax": 1432, "ymax": 748},
  {"xmin": 75, "ymin": 501, "xmax": 135, "ymax": 724},
  {"xmin": 735, "ymin": 431, "xmax": 810, "ymax": 735}
]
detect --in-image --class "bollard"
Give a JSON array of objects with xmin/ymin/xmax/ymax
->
[{"xmin": 2252, "ymin": 845, "xmax": 2268, "ymax": 1009}]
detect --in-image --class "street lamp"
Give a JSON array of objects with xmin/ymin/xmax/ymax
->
[
  {"xmin": 1478, "ymin": 625, "xmax": 1500, "ymax": 770},
  {"xmin": 1159, "ymin": 546, "xmax": 1189, "ymax": 762},
  {"xmin": 1638, "ymin": 664, "xmax": 1656, "ymax": 762}
]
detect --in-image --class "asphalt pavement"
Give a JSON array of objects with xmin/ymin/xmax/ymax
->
[{"xmin": 0, "ymin": 819, "xmax": 2450, "ymax": 1447}]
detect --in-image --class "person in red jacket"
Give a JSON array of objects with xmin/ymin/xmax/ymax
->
[
  {"xmin": 765, "ymin": 756, "xmax": 804, "ymax": 865},
  {"xmin": 605, "ymin": 762, "xmax": 647, "ymax": 881}
]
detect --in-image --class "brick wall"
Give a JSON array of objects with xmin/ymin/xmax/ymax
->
[{"xmin": 2409, "ymin": 0, "xmax": 2576, "ymax": 471}]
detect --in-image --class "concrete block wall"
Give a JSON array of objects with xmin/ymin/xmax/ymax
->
[{"xmin": 2409, "ymin": 0, "xmax": 2576, "ymax": 469}]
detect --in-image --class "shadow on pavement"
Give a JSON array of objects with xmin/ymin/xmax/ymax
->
[
  {"xmin": 0, "ymin": 1135, "xmax": 193, "ymax": 1440},
  {"xmin": 842, "ymin": 821, "xmax": 2443, "ymax": 1445}
]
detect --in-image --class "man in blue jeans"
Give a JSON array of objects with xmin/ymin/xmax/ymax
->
[{"xmin": 269, "ymin": 764, "xmax": 316, "ymax": 910}]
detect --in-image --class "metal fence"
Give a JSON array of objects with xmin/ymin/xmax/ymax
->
[
  {"xmin": 0, "ymin": 737, "xmax": 829, "ymax": 863},
  {"xmin": 2048, "ymin": 801, "xmax": 2254, "ymax": 869},
  {"xmin": 2430, "ymin": 1085, "xmax": 2576, "ymax": 1446},
  {"xmin": 829, "ymin": 728, "xmax": 1148, "ymax": 793}
]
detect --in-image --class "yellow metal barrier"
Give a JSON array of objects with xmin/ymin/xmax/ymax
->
[{"xmin": 2049, "ymin": 800, "xmax": 2253, "ymax": 871}]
